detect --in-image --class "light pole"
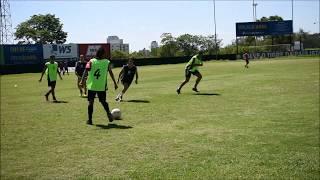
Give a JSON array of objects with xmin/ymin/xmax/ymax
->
[
  {"xmin": 291, "ymin": 0, "xmax": 294, "ymax": 51},
  {"xmin": 253, "ymin": 0, "xmax": 258, "ymax": 22},
  {"xmin": 253, "ymin": 0, "xmax": 258, "ymax": 52},
  {"xmin": 213, "ymin": 0, "xmax": 217, "ymax": 60}
]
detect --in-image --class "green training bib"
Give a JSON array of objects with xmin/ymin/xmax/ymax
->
[
  {"xmin": 46, "ymin": 62, "xmax": 58, "ymax": 81},
  {"xmin": 186, "ymin": 55, "xmax": 202, "ymax": 72},
  {"xmin": 87, "ymin": 58, "xmax": 110, "ymax": 91}
]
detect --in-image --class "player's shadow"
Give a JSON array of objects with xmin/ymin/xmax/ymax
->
[
  {"xmin": 122, "ymin": 100, "xmax": 150, "ymax": 103},
  {"xmin": 193, "ymin": 93, "xmax": 221, "ymax": 96},
  {"xmin": 52, "ymin": 100, "xmax": 69, "ymax": 103},
  {"xmin": 95, "ymin": 124, "xmax": 133, "ymax": 129}
]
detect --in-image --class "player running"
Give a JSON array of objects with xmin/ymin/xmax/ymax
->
[
  {"xmin": 75, "ymin": 54, "xmax": 87, "ymax": 97},
  {"xmin": 115, "ymin": 58, "xmax": 138, "ymax": 102},
  {"xmin": 39, "ymin": 55, "xmax": 63, "ymax": 102},
  {"xmin": 243, "ymin": 52, "xmax": 250, "ymax": 68},
  {"xmin": 79, "ymin": 47, "xmax": 118, "ymax": 125},
  {"xmin": 176, "ymin": 51, "xmax": 203, "ymax": 94}
]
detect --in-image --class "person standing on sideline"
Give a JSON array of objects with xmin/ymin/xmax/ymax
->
[
  {"xmin": 75, "ymin": 54, "xmax": 87, "ymax": 97},
  {"xmin": 176, "ymin": 51, "xmax": 203, "ymax": 94},
  {"xmin": 63, "ymin": 60, "xmax": 69, "ymax": 75},
  {"xmin": 243, "ymin": 52, "xmax": 250, "ymax": 68},
  {"xmin": 115, "ymin": 58, "xmax": 138, "ymax": 102},
  {"xmin": 39, "ymin": 55, "xmax": 63, "ymax": 102},
  {"xmin": 59, "ymin": 61, "xmax": 64, "ymax": 74},
  {"xmin": 80, "ymin": 47, "xmax": 118, "ymax": 125}
]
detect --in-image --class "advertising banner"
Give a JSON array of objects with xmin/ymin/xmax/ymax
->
[
  {"xmin": 43, "ymin": 44, "xmax": 78, "ymax": 60},
  {"xmin": 3, "ymin": 44, "xmax": 43, "ymax": 64},
  {"xmin": 78, "ymin": 44, "xmax": 111, "ymax": 60},
  {"xmin": 236, "ymin": 20, "xmax": 293, "ymax": 36}
]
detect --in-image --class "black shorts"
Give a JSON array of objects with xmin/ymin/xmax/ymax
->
[
  {"xmin": 77, "ymin": 76, "xmax": 87, "ymax": 82},
  {"xmin": 121, "ymin": 78, "xmax": 133, "ymax": 86},
  {"xmin": 87, "ymin": 90, "xmax": 106, "ymax": 102},
  {"xmin": 185, "ymin": 69, "xmax": 199, "ymax": 78},
  {"xmin": 47, "ymin": 80, "xmax": 56, "ymax": 88}
]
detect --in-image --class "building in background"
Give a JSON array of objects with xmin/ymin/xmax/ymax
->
[
  {"xmin": 139, "ymin": 48, "xmax": 151, "ymax": 57},
  {"xmin": 150, "ymin": 41, "xmax": 159, "ymax": 49},
  {"xmin": 107, "ymin": 36, "xmax": 129, "ymax": 53}
]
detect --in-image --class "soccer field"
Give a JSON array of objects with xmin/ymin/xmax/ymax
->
[{"xmin": 1, "ymin": 57, "xmax": 319, "ymax": 179}]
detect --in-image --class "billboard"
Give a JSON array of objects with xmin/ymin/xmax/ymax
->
[
  {"xmin": 236, "ymin": 20, "xmax": 293, "ymax": 36},
  {"xmin": 78, "ymin": 43, "xmax": 111, "ymax": 60},
  {"xmin": 43, "ymin": 44, "xmax": 78, "ymax": 60},
  {"xmin": 2, "ymin": 45, "xmax": 43, "ymax": 65}
]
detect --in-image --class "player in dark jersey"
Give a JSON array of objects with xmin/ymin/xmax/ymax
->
[
  {"xmin": 59, "ymin": 61, "xmax": 64, "ymax": 74},
  {"xmin": 115, "ymin": 58, "xmax": 138, "ymax": 102},
  {"xmin": 63, "ymin": 60, "xmax": 69, "ymax": 75},
  {"xmin": 75, "ymin": 54, "xmax": 87, "ymax": 97},
  {"xmin": 243, "ymin": 52, "xmax": 249, "ymax": 68}
]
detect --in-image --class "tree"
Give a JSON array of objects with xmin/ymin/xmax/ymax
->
[
  {"xmin": 176, "ymin": 34, "xmax": 199, "ymax": 56},
  {"xmin": 198, "ymin": 35, "xmax": 222, "ymax": 55},
  {"xmin": 150, "ymin": 47, "xmax": 159, "ymax": 57},
  {"xmin": 160, "ymin": 33, "xmax": 179, "ymax": 57},
  {"xmin": 294, "ymin": 29, "xmax": 320, "ymax": 49},
  {"xmin": 159, "ymin": 33, "xmax": 223, "ymax": 57},
  {"xmin": 258, "ymin": 15, "xmax": 283, "ymax": 22},
  {"xmin": 130, "ymin": 51, "xmax": 145, "ymax": 58},
  {"xmin": 111, "ymin": 50, "xmax": 129, "ymax": 59},
  {"xmin": 14, "ymin": 14, "xmax": 67, "ymax": 44}
]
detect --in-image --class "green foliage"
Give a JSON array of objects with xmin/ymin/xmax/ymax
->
[
  {"xmin": 150, "ymin": 48, "xmax": 159, "ymax": 57},
  {"xmin": 159, "ymin": 33, "xmax": 179, "ymax": 57},
  {"xmin": 175, "ymin": 34, "xmax": 199, "ymax": 56},
  {"xmin": 111, "ymin": 50, "xmax": 129, "ymax": 59},
  {"xmin": 14, "ymin": 14, "xmax": 67, "ymax": 44},
  {"xmin": 1, "ymin": 57, "xmax": 319, "ymax": 179},
  {"xmin": 258, "ymin": 15, "xmax": 283, "ymax": 22},
  {"xmin": 294, "ymin": 29, "xmax": 320, "ymax": 49},
  {"xmin": 158, "ymin": 33, "xmax": 222, "ymax": 57}
]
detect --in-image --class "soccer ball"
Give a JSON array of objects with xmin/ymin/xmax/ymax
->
[{"xmin": 111, "ymin": 108, "xmax": 121, "ymax": 120}]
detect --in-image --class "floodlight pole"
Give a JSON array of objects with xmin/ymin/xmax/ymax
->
[
  {"xmin": 253, "ymin": 1, "xmax": 258, "ymax": 53},
  {"xmin": 253, "ymin": 0, "xmax": 255, "ymax": 21},
  {"xmin": 291, "ymin": 0, "xmax": 294, "ymax": 51},
  {"xmin": 213, "ymin": 0, "xmax": 217, "ymax": 60}
]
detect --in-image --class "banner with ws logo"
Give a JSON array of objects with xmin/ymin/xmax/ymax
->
[{"xmin": 43, "ymin": 44, "xmax": 78, "ymax": 60}]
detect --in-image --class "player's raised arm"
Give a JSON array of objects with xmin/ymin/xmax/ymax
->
[{"xmin": 108, "ymin": 65, "xmax": 118, "ymax": 90}]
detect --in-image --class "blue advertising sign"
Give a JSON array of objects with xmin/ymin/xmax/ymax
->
[
  {"xmin": 3, "ymin": 44, "xmax": 43, "ymax": 64},
  {"xmin": 236, "ymin": 20, "xmax": 293, "ymax": 36}
]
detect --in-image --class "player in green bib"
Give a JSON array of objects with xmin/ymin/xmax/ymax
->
[
  {"xmin": 39, "ymin": 55, "xmax": 63, "ymax": 101},
  {"xmin": 176, "ymin": 51, "xmax": 203, "ymax": 94},
  {"xmin": 80, "ymin": 47, "xmax": 118, "ymax": 125}
]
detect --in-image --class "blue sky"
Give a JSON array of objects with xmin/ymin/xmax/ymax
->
[{"xmin": 11, "ymin": 0, "xmax": 319, "ymax": 52}]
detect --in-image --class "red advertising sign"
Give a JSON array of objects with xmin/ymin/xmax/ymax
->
[{"xmin": 78, "ymin": 43, "xmax": 111, "ymax": 61}]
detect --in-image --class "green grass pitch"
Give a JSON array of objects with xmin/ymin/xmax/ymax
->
[{"xmin": 1, "ymin": 57, "xmax": 319, "ymax": 179}]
